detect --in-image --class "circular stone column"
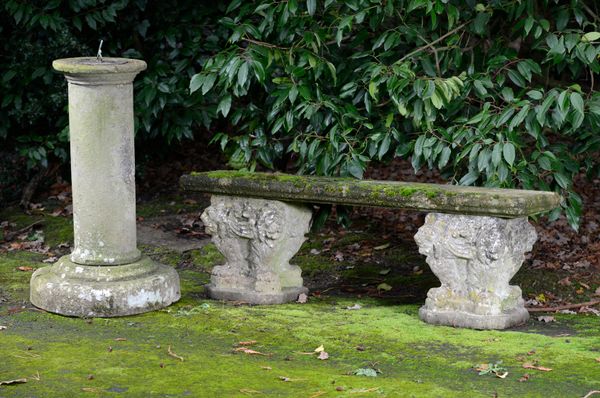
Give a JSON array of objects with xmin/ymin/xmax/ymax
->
[{"xmin": 30, "ymin": 57, "xmax": 180, "ymax": 317}]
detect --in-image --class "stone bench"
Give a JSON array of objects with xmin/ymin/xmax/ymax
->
[{"xmin": 180, "ymin": 170, "xmax": 561, "ymax": 329}]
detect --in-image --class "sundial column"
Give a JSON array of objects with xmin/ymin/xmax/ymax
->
[{"xmin": 30, "ymin": 57, "xmax": 180, "ymax": 317}]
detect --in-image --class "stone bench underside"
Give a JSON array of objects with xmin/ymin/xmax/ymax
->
[{"xmin": 182, "ymin": 171, "xmax": 560, "ymax": 329}]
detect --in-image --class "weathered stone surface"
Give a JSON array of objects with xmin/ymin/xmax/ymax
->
[
  {"xmin": 53, "ymin": 57, "xmax": 147, "ymax": 266},
  {"xmin": 180, "ymin": 171, "xmax": 561, "ymax": 218},
  {"xmin": 201, "ymin": 195, "xmax": 312, "ymax": 304},
  {"xmin": 414, "ymin": 213, "xmax": 537, "ymax": 329},
  {"xmin": 31, "ymin": 57, "xmax": 180, "ymax": 317},
  {"xmin": 30, "ymin": 255, "xmax": 180, "ymax": 317}
]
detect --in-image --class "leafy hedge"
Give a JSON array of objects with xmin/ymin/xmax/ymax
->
[
  {"xmin": 191, "ymin": 0, "xmax": 600, "ymax": 229},
  {"xmin": 3, "ymin": 0, "xmax": 600, "ymax": 228},
  {"xmin": 1, "ymin": 0, "xmax": 225, "ymax": 170}
]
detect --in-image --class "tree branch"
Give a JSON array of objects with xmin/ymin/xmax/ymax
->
[{"xmin": 396, "ymin": 21, "xmax": 470, "ymax": 64}]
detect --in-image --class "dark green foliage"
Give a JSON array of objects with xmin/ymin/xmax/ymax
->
[
  {"xmin": 3, "ymin": 0, "xmax": 600, "ymax": 229},
  {"xmin": 0, "ymin": 0, "xmax": 227, "ymax": 169},
  {"xmin": 191, "ymin": 0, "xmax": 600, "ymax": 229}
]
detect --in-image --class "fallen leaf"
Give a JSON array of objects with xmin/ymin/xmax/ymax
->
[
  {"xmin": 9, "ymin": 242, "xmax": 23, "ymax": 250},
  {"xmin": 535, "ymin": 293, "xmax": 547, "ymax": 303},
  {"xmin": 373, "ymin": 243, "xmax": 390, "ymax": 250},
  {"xmin": 379, "ymin": 268, "xmax": 391, "ymax": 275},
  {"xmin": 239, "ymin": 388, "xmax": 262, "ymax": 394},
  {"xmin": 518, "ymin": 374, "xmax": 530, "ymax": 382},
  {"xmin": 236, "ymin": 341, "xmax": 257, "ymax": 346},
  {"xmin": 475, "ymin": 364, "xmax": 489, "ymax": 372},
  {"xmin": 523, "ymin": 363, "xmax": 552, "ymax": 372},
  {"xmin": 349, "ymin": 387, "xmax": 381, "ymax": 393},
  {"xmin": 0, "ymin": 378, "xmax": 27, "ymax": 386},
  {"xmin": 595, "ymin": 357, "xmax": 600, "ymax": 363},
  {"xmin": 354, "ymin": 368, "xmax": 378, "ymax": 377},
  {"xmin": 261, "ymin": 366, "xmax": 272, "ymax": 370},
  {"xmin": 50, "ymin": 208, "xmax": 63, "ymax": 217},
  {"xmin": 81, "ymin": 387, "xmax": 101, "ymax": 392},
  {"xmin": 537, "ymin": 316, "xmax": 555, "ymax": 323},
  {"xmin": 114, "ymin": 337, "xmax": 127, "ymax": 341},
  {"xmin": 580, "ymin": 306, "xmax": 600, "ymax": 316},
  {"xmin": 297, "ymin": 293, "xmax": 308, "ymax": 303},
  {"xmin": 558, "ymin": 276, "xmax": 571, "ymax": 286},
  {"xmin": 16, "ymin": 266, "xmax": 33, "ymax": 272},
  {"xmin": 314, "ymin": 345, "xmax": 325, "ymax": 353},
  {"xmin": 475, "ymin": 362, "xmax": 508, "ymax": 377},
  {"xmin": 317, "ymin": 351, "xmax": 329, "ymax": 360},
  {"xmin": 235, "ymin": 347, "xmax": 269, "ymax": 356},
  {"xmin": 377, "ymin": 283, "xmax": 392, "ymax": 291},
  {"xmin": 309, "ymin": 249, "xmax": 320, "ymax": 255}
]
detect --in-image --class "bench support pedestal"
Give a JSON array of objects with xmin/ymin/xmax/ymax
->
[
  {"xmin": 415, "ymin": 213, "xmax": 536, "ymax": 329},
  {"xmin": 201, "ymin": 196, "xmax": 312, "ymax": 304}
]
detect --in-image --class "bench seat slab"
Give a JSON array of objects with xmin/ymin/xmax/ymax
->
[
  {"xmin": 415, "ymin": 213, "xmax": 536, "ymax": 329},
  {"xmin": 201, "ymin": 195, "xmax": 312, "ymax": 304},
  {"xmin": 181, "ymin": 171, "xmax": 562, "ymax": 218}
]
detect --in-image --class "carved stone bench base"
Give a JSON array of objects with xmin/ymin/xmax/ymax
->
[
  {"xmin": 415, "ymin": 213, "xmax": 537, "ymax": 329},
  {"xmin": 206, "ymin": 285, "xmax": 308, "ymax": 305},
  {"xmin": 201, "ymin": 195, "xmax": 312, "ymax": 305},
  {"xmin": 419, "ymin": 303, "xmax": 530, "ymax": 330}
]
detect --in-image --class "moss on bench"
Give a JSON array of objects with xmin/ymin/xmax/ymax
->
[{"xmin": 180, "ymin": 171, "xmax": 561, "ymax": 218}]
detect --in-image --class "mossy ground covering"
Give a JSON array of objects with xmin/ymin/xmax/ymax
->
[{"xmin": 1, "ymin": 205, "xmax": 599, "ymax": 397}]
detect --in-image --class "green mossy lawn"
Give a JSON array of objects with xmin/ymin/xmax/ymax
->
[{"xmin": 1, "ymin": 207, "xmax": 599, "ymax": 397}]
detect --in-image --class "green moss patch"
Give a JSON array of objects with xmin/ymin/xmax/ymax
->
[
  {"xmin": 1, "ymin": 294, "xmax": 599, "ymax": 397},
  {"xmin": 0, "ymin": 251, "xmax": 44, "ymax": 302},
  {"xmin": 1, "ymin": 204, "xmax": 599, "ymax": 397},
  {"xmin": 1, "ymin": 209, "xmax": 73, "ymax": 247}
]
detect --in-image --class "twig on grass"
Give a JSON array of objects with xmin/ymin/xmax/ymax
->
[
  {"xmin": 526, "ymin": 299, "xmax": 600, "ymax": 313},
  {"xmin": 3, "ymin": 221, "xmax": 44, "ymax": 242},
  {"xmin": 167, "ymin": 345, "xmax": 184, "ymax": 361},
  {"xmin": 583, "ymin": 391, "xmax": 600, "ymax": 398},
  {"xmin": 0, "ymin": 378, "xmax": 27, "ymax": 386}
]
